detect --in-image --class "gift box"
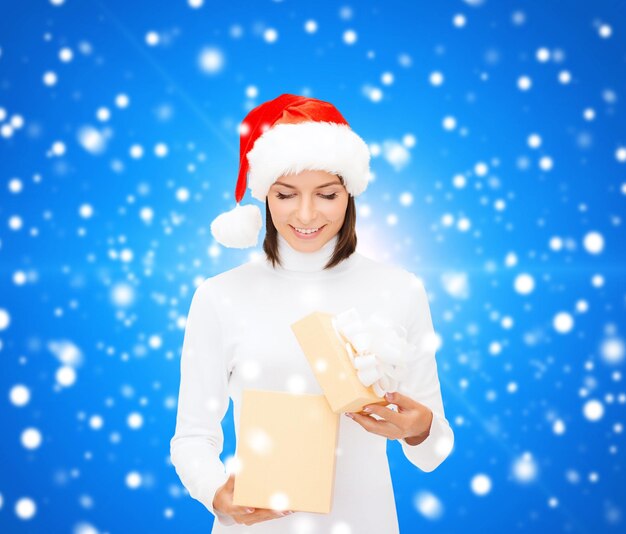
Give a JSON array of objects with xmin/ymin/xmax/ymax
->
[
  {"xmin": 291, "ymin": 311, "xmax": 389, "ymax": 414},
  {"xmin": 233, "ymin": 389, "xmax": 339, "ymax": 514}
]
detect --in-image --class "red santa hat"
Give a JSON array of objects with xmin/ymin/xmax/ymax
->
[{"xmin": 210, "ymin": 93, "xmax": 371, "ymax": 248}]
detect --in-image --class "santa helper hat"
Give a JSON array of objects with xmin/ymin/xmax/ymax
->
[{"xmin": 210, "ymin": 93, "xmax": 372, "ymax": 248}]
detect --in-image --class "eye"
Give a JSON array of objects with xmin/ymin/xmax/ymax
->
[{"xmin": 275, "ymin": 192, "xmax": 338, "ymax": 200}]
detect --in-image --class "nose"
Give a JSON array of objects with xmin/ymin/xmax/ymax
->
[{"xmin": 296, "ymin": 196, "xmax": 317, "ymax": 224}]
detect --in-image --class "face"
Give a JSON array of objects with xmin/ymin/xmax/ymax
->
[{"xmin": 267, "ymin": 169, "xmax": 349, "ymax": 252}]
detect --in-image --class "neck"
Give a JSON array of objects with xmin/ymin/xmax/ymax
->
[{"xmin": 274, "ymin": 233, "xmax": 340, "ymax": 272}]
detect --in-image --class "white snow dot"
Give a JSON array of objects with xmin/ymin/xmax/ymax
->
[
  {"xmin": 583, "ymin": 108, "xmax": 595, "ymax": 121},
  {"xmin": 59, "ymin": 47, "xmax": 73, "ymax": 62},
  {"xmin": 553, "ymin": 312, "xmax": 574, "ymax": 334},
  {"xmin": 474, "ymin": 162, "xmax": 488, "ymax": 176},
  {"xmin": 111, "ymin": 282, "xmax": 134, "ymax": 306},
  {"xmin": 21, "ymin": 427, "xmax": 42, "ymax": 449},
  {"xmin": 15, "ymin": 497, "xmax": 36, "ymax": 519},
  {"xmin": 43, "ymin": 71, "xmax": 57, "ymax": 86},
  {"xmin": 414, "ymin": 491, "xmax": 443, "ymax": 519},
  {"xmin": 601, "ymin": 338, "xmax": 625, "ymax": 365},
  {"xmin": 96, "ymin": 107, "xmax": 111, "ymax": 121},
  {"xmin": 381, "ymin": 72, "xmax": 394, "ymax": 85},
  {"xmin": 115, "ymin": 93, "xmax": 130, "ymax": 108},
  {"xmin": 140, "ymin": 207, "xmax": 154, "ymax": 223},
  {"xmin": 89, "ymin": 415, "xmax": 104, "ymax": 430},
  {"xmin": 77, "ymin": 126, "xmax": 106, "ymax": 155},
  {"xmin": 512, "ymin": 452, "xmax": 537, "ymax": 483},
  {"xmin": 198, "ymin": 47, "xmax": 224, "ymax": 73},
  {"xmin": 127, "ymin": 412, "xmax": 143, "ymax": 429},
  {"xmin": 429, "ymin": 71, "xmax": 444, "ymax": 86},
  {"xmin": 528, "ymin": 133, "xmax": 542, "ymax": 148},
  {"xmin": 9, "ymin": 178, "xmax": 23, "ymax": 193},
  {"xmin": 615, "ymin": 147, "xmax": 626, "ymax": 163},
  {"xmin": 453, "ymin": 14, "xmax": 466, "ymax": 28},
  {"xmin": 245, "ymin": 85, "xmax": 258, "ymax": 98},
  {"xmin": 599, "ymin": 24, "xmax": 612, "ymax": 38},
  {"xmin": 264, "ymin": 28, "xmax": 278, "ymax": 43},
  {"xmin": 583, "ymin": 231, "xmax": 604, "ymax": 254},
  {"xmin": 0, "ymin": 308, "xmax": 10, "ymax": 330},
  {"xmin": 591, "ymin": 274, "xmax": 604, "ymax": 288},
  {"xmin": 10, "ymin": 384, "xmax": 31, "ymax": 406},
  {"xmin": 79, "ymin": 204, "xmax": 94, "ymax": 218},
  {"xmin": 517, "ymin": 76, "xmax": 532, "ymax": 91},
  {"xmin": 343, "ymin": 30, "xmax": 357, "ymax": 45},
  {"xmin": 399, "ymin": 192, "xmax": 413, "ymax": 207},
  {"xmin": 148, "ymin": 335, "xmax": 162, "ymax": 349},
  {"xmin": 11, "ymin": 115, "xmax": 24, "ymax": 129},
  {"xmin": 470, "ymin": 474, "xmax": 492, "ymax": 496},
  {"xmin": 549, "ymin": 236, "xmax": 563, "ymax": 251},
  {"xmin": 553, "ymin": 419, "xmax": 566, "ymax": 435},
  {"xmin": 56, "ymin": 366, "xmax": 76, "ymax": 387},
  {"xmin": 304, "ymin": 20, "xmax": 318, "ymax": 34},
  {"xmin": 126, "ymin": 471, "xmax": 142, "ymax": 488},
  {"xmin": 558, "ymin": 70, "xmax": 572, "ymax": 84},
  {"xmin": 453, "ymin": 174, "xmax": 466, "ymax": 188},
  {"xmin": 52, "ymin": 141, "xmax": 66, "ymax": 156},
  {"xmin": 442, "ymin": 116, "xmax": 457, "ymax": 130},
  {"xmin": 536, "ymin": 47, "xmax": 550, "ymax": 62},
  {"xmin": 8, "ymin": 215, "xmax": 23, "ymax": 231},
  {"xmin": 129, "ymin": 144, "xmax": 144, "ymax": 159},
  {"xmin": 154, "ymin": 143, "xmax": 168, "ymax": 157},
  {"xmin": 583, "ymin": 399, "xmax": 604, "ymax": 421},
  {"xmin": 539, "ymin": 156, "xmax": 553, "ymax": 171},
  {"xmin": 514, "ymin": 273, "xmax": 535, "ymax": 295},
  {"xmin": 176, "ymin": 188, "xmax": 190, "ymax": 202},
  {"xmin": 145, "ymin": 31, "xmax": 160, "ymax": 46}
]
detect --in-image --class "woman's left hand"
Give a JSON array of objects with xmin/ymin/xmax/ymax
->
[{"xmin": 345, "ymin": 391, "xmax": 433, "ymax": 445}]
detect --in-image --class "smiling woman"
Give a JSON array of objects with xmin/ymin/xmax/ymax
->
[
  {"xmin": 264, "ymin": 170, "xmax": 357, "ymax": 269},
  {"xmin": 172, "ymin": 94, "xmax": 454, "ymax": 533}
]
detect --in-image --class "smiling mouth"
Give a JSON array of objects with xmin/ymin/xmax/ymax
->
[{"xmin": 290, "ymin": 224, "xmax": 326, "ymax": 236}]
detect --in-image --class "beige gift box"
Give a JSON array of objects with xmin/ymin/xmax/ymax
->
[
  {"xmin": 233, "ymin": 389, "xmax": 339, "ymax": 514},
  {"xmin": 291, "ymin": 311, "xmax": 388, "ymax": 414}
]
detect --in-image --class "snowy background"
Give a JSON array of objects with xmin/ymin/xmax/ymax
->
[{"xmin": 1, "ymin": 0, "xmax": 625, "ymax": 532}]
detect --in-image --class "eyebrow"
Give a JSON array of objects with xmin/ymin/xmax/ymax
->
[{"xmin": 273, "ymin": 180, "xmax": 342, "ymax": 189}]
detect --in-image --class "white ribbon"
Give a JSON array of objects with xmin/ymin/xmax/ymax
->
[{"xmin": 331, "ymin": 308, "xmax": 420, "ymax": 397}]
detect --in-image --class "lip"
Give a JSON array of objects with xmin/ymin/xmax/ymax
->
[{"xmin": 290, "ymin": 224, "xmax": 326, "ymax": 239}]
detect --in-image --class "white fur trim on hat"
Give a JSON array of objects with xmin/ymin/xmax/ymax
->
[
  {"xmin": 246, "ymin": 121, "xmax": 371, "ymax": 202},
  {"xmin": 210, "ymin": 203, "xmax": 263, "ymax": 249}
]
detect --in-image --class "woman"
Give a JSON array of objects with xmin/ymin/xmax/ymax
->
[{"xmin": 170, "ymin": 94, "xmax": 454, "ymax": 532}]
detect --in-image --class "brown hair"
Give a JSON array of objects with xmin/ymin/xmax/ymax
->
[{"xmin": 263, "ymin": 176, "xmax": 357, "ymax": 270}]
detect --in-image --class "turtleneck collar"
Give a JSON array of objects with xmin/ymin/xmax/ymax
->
[{"xmin": 264, "ymin": 233, "xmax": 358, "ymax": 276}]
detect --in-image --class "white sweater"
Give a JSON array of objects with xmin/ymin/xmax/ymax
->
[{"xmin": 170, "ymin": 233, "xmax": 454, "ymax": 533}]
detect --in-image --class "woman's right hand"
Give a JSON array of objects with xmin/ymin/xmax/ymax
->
[{"xmin": 212, "ymin": 473, "xmax": 295, "ymax": 526}]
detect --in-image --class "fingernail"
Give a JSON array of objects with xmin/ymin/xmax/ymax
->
[
  {"xmin": 363, "ymin": 406, "xmax": 372, "ymax": 412},
  {"xmin": 345, "ymin": 413, "xmax": 354, "ymax": 419},
  {"xmin": 385, "ymin": 392, "xmax": 393, "ymax": 400},
  {"xmin": 246, "ymin": 508, "xmax": 255, "ymax": 513}
]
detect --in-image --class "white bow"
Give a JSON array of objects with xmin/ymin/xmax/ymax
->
[{"xmin": 330, "ymin": 308, "xmax": 419, "ymax": 397}]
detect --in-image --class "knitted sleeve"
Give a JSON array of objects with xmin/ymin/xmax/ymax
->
[
  {"xmin": 169, "ymin": 280, "xmax": 236, "ymax": 526},
  {"xmin": 397, "ymin": 275, "xmax": 455, "ymax": 472}
]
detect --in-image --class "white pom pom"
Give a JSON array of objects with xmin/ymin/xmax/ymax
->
[{"xmin": 210, "ymin": 203, "xmax": 263, "ymax": 248}]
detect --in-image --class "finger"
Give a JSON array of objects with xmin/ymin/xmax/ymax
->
[
  {"xmin": 225, "ymin": 472, "xmax": 236, "ymax": 489},
  {"xmin": 360, "ymin": 403, "xmax": 403, "ymax": 426},
  {"xmin": 242, "ymin": 509, "xmax": 293, "ymax": 525},
  {"xmin": 348, "ymin": 412, "xmax": 397, "ymax": 438},
  {"xmin": 384, "ymin": 391, "xmax": 416, "ymax": 410}
]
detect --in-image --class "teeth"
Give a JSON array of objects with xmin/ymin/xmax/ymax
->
[{"xmin": 294, "ymin": 226, "xmax": 320, "ymax": 234}]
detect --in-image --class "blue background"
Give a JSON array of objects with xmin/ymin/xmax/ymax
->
[{"xmin": 1, "ymin": 0, "xmax": 625, "ymax": 532}]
